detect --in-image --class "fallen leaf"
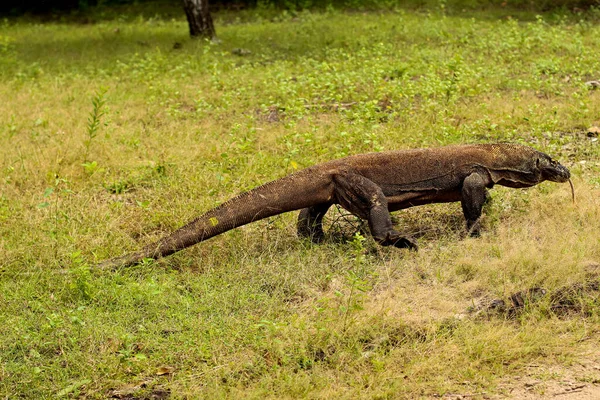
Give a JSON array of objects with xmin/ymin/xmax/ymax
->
[
  {"xmin": 156, "ymin": 366, "xmax": 174, "ymax": 376},
  {"xmin": 585, "ymin": 80, "xmax": 600, "ymax": 89}
]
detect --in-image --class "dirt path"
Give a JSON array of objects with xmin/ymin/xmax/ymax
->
[
  {"xmin": 439, "ymin": 353, "xmax": 600, "ymax": 399},
  {"xmin": 499, "ymin": 355, "xmax": 600, "ymax": 399},
  {"xmin": 506, "ymin": 383, "xmax": 600, "ymax": 399}
]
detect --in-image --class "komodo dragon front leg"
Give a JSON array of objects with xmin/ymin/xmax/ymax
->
[{"xmin": 299, "ymin": 171, "xmax": 417, "ymax": 249}]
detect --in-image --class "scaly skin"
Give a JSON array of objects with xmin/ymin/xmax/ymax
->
[{"xmin": 98, "ymin": 143, "xmax": 570, "ymax": 269}]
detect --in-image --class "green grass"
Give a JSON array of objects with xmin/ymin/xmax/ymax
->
[{"xmin": 1, "ymin": 4, "xmax": 600, "ymax": 399}]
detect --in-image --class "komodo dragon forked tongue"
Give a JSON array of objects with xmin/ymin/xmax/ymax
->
[
  {"xmin": 568, "ymin": 179, "xmax": 575, "ymax": 203},
  {"xmin": 97, "ymin": 143, "xmax": 572, "ymax": 270}
]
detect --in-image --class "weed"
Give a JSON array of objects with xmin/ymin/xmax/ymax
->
[
  {"xmin": 68, "ymin": 251, "xmax": 94, "ymax": 303},
  {"xmin": 83, "ymin": 87, "xmax": 108, "ymax": 164},
  {"xmin": 81, "ymin": 160, "xmax": 100, "ymax": 176}
]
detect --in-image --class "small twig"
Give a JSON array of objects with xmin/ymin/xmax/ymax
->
[{"xmin": 553, "ymin": 385, "xmax": 585, "ymax": 396}]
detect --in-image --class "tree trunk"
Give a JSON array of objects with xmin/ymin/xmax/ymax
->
[{"xmin": 182, "ymin": 0, "xmax": 216, "ymax": 39}]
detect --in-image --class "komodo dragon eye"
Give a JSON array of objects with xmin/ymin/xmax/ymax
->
[
  {"xmin": 536, "ymin": 157, "xmax": 556, "ymax": 168},
  {"xmin": 547, "ymin": 159, "xmax": 559, "ymax": 167}
]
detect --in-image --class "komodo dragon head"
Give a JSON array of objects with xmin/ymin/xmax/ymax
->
[
  {"xmin": 535, "ymin": 151, "xmax": 574, "ymax": 202},
  {"xmin": 535, "ymin": 152, "xmax": 571, "ymax": 183},
  {"xmin": 488, "ymin": 145, "xmax": 570, "ymax": 189}
]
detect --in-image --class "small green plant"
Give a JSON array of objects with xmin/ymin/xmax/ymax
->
[
  {"xmin": 104, "ymin": 179, "xmax": 132, "ymax": 194},
  {"xmin": 83, "ymin": 88, "xmax": 108, "ymax": 163},
  {"xmin": 38, "ymin": 176, "xmax": 72, "ymax": 259},
  {"xmin": 81, "ymin": 160, "xmax": 99, "ymax": 176},
  {"xmin": 56, "ymin": 379, "xmax": 91, "ymax": 398},
  {"xmin": 339, "ymin": 270, "xmax": 370, "ymax": 333},
  {"xmin": 339, "ymin": 233, "xmax": 371, "ymax": 333},
  {"xmin": 69, "ymin": 251, "xmax": 94, "ymax": 302},
  {"xmin": 116, "ymin": 333, "xmax": 147, "ymax": 365}
]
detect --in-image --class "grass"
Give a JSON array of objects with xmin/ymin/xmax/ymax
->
[{"xmin": 1, "ymin": 3, "xmax": 600, "ymax": 398}]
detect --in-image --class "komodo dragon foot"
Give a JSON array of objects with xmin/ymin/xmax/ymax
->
[{"xmin": 375, "ymin": 231, "xmax": 418, "ymax": 250}]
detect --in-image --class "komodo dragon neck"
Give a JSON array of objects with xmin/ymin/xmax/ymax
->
[{"xmin": 98, "ymin": 143, "xmax": 570, "ymax": 269}]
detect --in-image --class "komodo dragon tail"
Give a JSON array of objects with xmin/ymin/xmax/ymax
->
[{"xmin": 97, "ymin": 168, "xmax": 331, "ymax": 269}]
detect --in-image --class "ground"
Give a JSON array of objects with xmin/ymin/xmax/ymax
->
[{"xmin": 1, "ymin": 3, "xmax": 600, "ymax": 399}]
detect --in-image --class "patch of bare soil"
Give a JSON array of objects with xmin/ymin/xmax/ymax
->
[
  {"xmin": 496, "ymin": 357, "xmax": 600, "ymax": 399},
  {"xmin": 437, "ymin": 356, "xmax": 600, "ymax": 399}
]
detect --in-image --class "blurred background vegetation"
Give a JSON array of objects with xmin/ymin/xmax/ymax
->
[{"xmin": 1, "ymin": 0, "xmax": 599, "ymax": 17}]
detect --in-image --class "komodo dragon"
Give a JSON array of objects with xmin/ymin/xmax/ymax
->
[{"xmin": 98, "ymin": 143, "xmax": 571, "ymax": 269}]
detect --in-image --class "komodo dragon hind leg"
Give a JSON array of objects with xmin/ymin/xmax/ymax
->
[
  {"xmin": 332, "ymin": 172, "xmax": 417, "ymax": 250},
  {"xmin": 461, "ymin": 172, "xmax": 490, "ymax": 237},
  {"xmin": 297, "ymin": 204, "xmax": 332, "ymax": 243}
]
